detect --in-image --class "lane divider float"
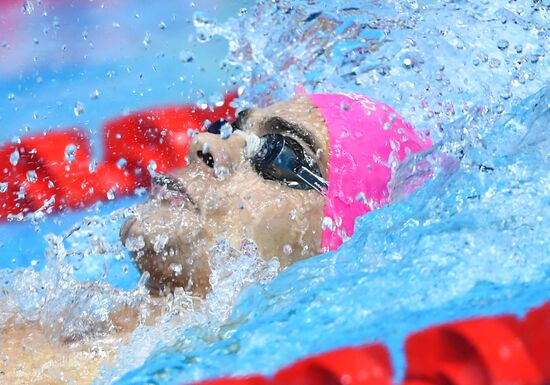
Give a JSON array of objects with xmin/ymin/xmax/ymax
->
[
  {"xmin": 0, "ymin": 92, "xmax": 236, "ymax": 221},
  {"xmin": 187, "ymin": 299, "xmax": 550, "ymax": 385}
]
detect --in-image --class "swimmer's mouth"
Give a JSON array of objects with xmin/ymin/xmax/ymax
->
[{"xmin": 151, "ymin": 174, "xmax": 197, "ymax": 209}]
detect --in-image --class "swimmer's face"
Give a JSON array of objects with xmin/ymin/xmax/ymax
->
[{"xmin": 120, "ymin": 96, "xmax": 329, "ymax": 295}]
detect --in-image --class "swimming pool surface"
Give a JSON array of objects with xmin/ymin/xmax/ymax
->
[{"xmin": 0, "ymin": 1, "xmax": 548, "ymax": 384}]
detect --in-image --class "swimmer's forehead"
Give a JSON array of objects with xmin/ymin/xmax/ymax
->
[{"xmin": 236, "ymin": 96, "xmax": 329, "ymax": 159}]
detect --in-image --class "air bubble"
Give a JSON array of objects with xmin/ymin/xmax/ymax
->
[
  {"xmin": 7, "ymin": 93, "xmax": 15, "ymax": 101},
  {"xmin": 0, "ymin": 182, "xmax": 7, "ymax": 193},
  {"xmin": 159, "ymin": 21, "xmax": 166, "ymax": 30}
]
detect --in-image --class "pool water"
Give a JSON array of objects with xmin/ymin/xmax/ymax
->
[{"xmin": 1, "ymin": 0, "xmax": 549, "ymax": 384}]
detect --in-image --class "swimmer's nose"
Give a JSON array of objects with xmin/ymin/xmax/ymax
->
[{"xmin": 188, "ymin": 132, "xmax": 247, "ymax": 174}]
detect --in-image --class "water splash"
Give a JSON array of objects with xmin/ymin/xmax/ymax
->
[{"xmin": 109, "ymin": 1, "xmax": 549, "ymax": 384}]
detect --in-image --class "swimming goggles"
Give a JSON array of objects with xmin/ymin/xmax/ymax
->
[{"xmin": 207, "ymin": 119, "xmax": 328, "ymax": 195}]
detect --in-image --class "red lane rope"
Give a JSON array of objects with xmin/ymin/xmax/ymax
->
[
  {"xmin": 187, "ymin": 299, "xmax": 550, "ymax": 385},
  {"xmin": 0, "ymin": 92, "xmax": 237, "ymax": 221}
]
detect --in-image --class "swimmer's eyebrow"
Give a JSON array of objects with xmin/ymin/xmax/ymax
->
[{"xmin": 262, "ymin": 117, "xmax": 318, "ymax": 154}]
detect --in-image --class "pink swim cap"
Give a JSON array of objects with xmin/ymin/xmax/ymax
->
[{"xmin": 308, "ymin": 93, "xmax": 432, "ymax": 251}]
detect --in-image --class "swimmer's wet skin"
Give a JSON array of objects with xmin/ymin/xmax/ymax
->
[{"xmin": 120, "ymin": 93, "xmax": 431, "ymax": 295}]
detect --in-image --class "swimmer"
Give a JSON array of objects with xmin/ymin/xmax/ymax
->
[
  {"xmin": 120, "ymin": 92, "xmax": 431, "ymax": 295},
  {"xmin": 1, "ymin": 93, "xmax": 430, "ymax": 385}
]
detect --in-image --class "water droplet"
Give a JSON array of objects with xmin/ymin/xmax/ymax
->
[
  {"xmin": 116, "ymin": 158, "xmax": 127, "ymax": 169},
  {"xmin": 283, "ymin": 244, "xmax": 292, "ymax": 255},
  {"xmin": 159, "ymin": 21, "xmax": 166, "ymax": 30},
  {"xmin": 170, "ymin": 263, "xmax": 183, "ymax": 275},
  {"xmin": 489, "ymin": 58, "xmax": 501, "ymax": 69},
  {"xmin": 402, "ymin": 57, "xmax": 414, "ymax": 68},
  {"xmin": 88, "ymin": 160, "xmax": 97, "ymax": 173},
  {"xmin": 383, "ymin": 122, "xmax": 391, "ymax": 130},
  {"xmin": 73, "ymin": 101, "xmax": 84, "ymax": 116},
  {"xmin": 341, "ymin": 102, "xmax": 350, "ymax": 111},
  {"xmin": 22, "ymin": 0, "xmax": 34, "ymax": 15},
  {"xmin": 64, "ymin": 144, "xmax": 77, "ymax": 163},
  {"xmin": 124, "ymin": 235, "xmax": 145, "ymax": 251},
  {"xmin": 193, "ymin": 12, "xmax": 210, "ymax": 28},
  {"xmin": 147, "ymin": 160, "xmax": 157, "ymax": 175},
  {"xmin": 179, "ymin": 50, "xmax": 194, "ymax": 63},
  {"xmin": 321, "ymin": 216, "xmax": 334, "ymax": 230},
  {"xmin": 26, "ymin": 170, "xmax": 37, "ymax": 182},
  {"xmin": 89, "ymin": 89, "xmax": 99, "ymax": 100},
  {"xmin": 30, "ymin": 259, "xmax": 39, "ymax": 267},
  {"xmin": 239, "ymin": 8, "xmax": 247, "ymax": 15},
  {"xmin": 107, "ymin": 188, "xmax": 116, "ymax": 200},
  {"xmin": 500, "ymin": 89, "xmax": 512, "ymax": 100},
  {"xmin": 0, "ymin": 182, "xmax": 8, "ymax": 193},
  {"xmin": 143, "ymin": 31, "xmax": 151, "ymax": 47},
  {"xmin": 514, "ymin": 44, "xmax": 523, "ymax": 54},
  {"xmin": 7, "ymin": 93, "xmax": 15, "ymax": 101},
  {"xmin": 214, "ymin": 164, "xmax": 230, "ymax": 180},
  {"xmin": 389, "ymin": 113, "xmax": 396, "ymax": 122},
  {"xmin": 497, "ymin": 39, "xmax": 509, "ymax": 50},
  {"xmin": 153, "ymin": 233, "xmax": 169, "ymax": 253},
  {"xmin": 16, "ymin": 186, "xmax": 26, "ymax": 200},
  {"xmin": 9, "ymin": 150, "xmax": 20, "ymax": 166},
  {"xmin": 220, "ymin": 122, "xmax": 233, "ymax": 139},
  {"xmin": 356, "ymin": 192, "xmax": 366, "ymax": 202}
]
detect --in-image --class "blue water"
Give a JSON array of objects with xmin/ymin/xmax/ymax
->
[{"xmin": 1, "ymin": 0, "xmax": 549, "ymax": 384}]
